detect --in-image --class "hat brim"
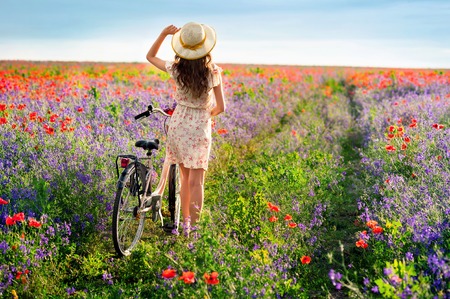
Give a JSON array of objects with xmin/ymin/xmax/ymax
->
[{"xmin": 172, "ymin": 24, "xmax": 216, "ymax": 60}]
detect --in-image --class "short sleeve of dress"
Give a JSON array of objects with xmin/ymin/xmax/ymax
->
[
  {"xmin": 209, "ymin": 64, "xmax": 223, "ymax": 88},
  {"xmin": 165, "ymin": 61, "xmax": 175, "ymax": 78}
]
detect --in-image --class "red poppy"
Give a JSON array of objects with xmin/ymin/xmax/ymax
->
[
  {"xmin": 203, "ymin": 272, "xmax": 219, "ymax": 285},
  {"xmin": 270, "ymin": 205, "xmax": 280, "ymax": 212},
  {"xmin": 387, "ymin": 133, "xmax": 395, "ymax": 139},
  {"xmin": 366, "ymin": 220, "xmax": 378, "ymax": 229},
  {"xmin": 0, "ymin": 197, "xmax": 8, "ymax": 205},
  {"xmin": 16, "ymin": 271, "xmax": 22, "ymax": 280},
  {"xmin": 0, "ymin": 103, "xmax": 6, "ymax": 111},
  {"xmin": 403, "ymin": 136, "xmax": 411, "ymax": 143},
  {"xmin": 49, "ymin": 114, "xmax": 58, "ymax": 122},
  {"xmin": 356, "ymin": 239, "xmax": 368, "ymax": 249},
  {"xmin": 178, "ymin": 271, "xmax": 195, "ymax": 284},
  {"xmin": 0, "ymin": 117, "xmax": 7, "ymax": 125},
  {"xmin": 77, "ymin": 107, "xmax": 84, "ymax": 112},
  {"xmin": 288, "ymin": 222, "xmax": 297, "ymax": 228},
  {"xmin": 388, "ymin": 125, "xmax": 395, "ymax": 132},
  {"xmin": 269, "ymin": 216, "xmax": 278, "ymax": 222},
  {"xmin": 284, "ymin": 214, "xmax": 293, "ymax": 221},
  {"xmin": 291, "ymin": 130, "xmax": 297, "ymax": 136},
  {"xmin": 385, "ymin": 145, "xmax": 396, "ymax": 152},
  {"xmin": 12, "ymin": 212, "xmax": 25, "ymax": 222},
  {"xmin": 300, "ymin": 255, "xmax": 311, "ymax": 264},
  {"xmin": 409, "ymin": 122, "xmax": 417, "ymax": 128},
  {"xmin": 29, "ymin": 112, "xmax": 37, "ymax": 121},
  {"xmin": 5, "ymin": 216, "xmax": 15, "ymax": 226},
  {"xmin": 217, "ymin": 128, "xmax": 228, "ymax": 135},
  {"xmin": 45, "ymin": 126, "xmax": 55, "ymax": 135},
  {"xmin": 372, "ymin": 226, "xmax": 383, "ymax": 234},
  {"xmin": 267, "ymin": 202, "xmax": 280, "ymax": 212},
  {"xmin": 28, "ymin": 218, "xmax": 42, "ymax": 228},
  {"xmin": 401, "ymin": 143, "xmax": 407, "ymax": 151},
  {"xmin": 161, "ymin": 268, "xmax": 177, "ymax": 279}
]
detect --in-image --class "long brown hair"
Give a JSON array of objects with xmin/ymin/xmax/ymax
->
[{"xmin": 172, "ymin": 54, "xmax": 212, "ymax": 98}]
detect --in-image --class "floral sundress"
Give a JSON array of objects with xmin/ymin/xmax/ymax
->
[{"xmin": 164, "ymin": 61, "xmax": 223, "ymax": 170}]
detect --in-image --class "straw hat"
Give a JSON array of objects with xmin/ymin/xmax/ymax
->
[{"xmin": 172, "ymin": 22, "xmax": 216, "ymax": 60}]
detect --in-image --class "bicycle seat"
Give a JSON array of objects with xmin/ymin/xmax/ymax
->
[{"xmin": 135, "ymin": 139, "xmax": 159, "ymax": 151}]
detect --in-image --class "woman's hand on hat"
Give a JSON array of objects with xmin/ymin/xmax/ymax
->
[{"xmin": 162, "ymin": 25, "xmax": 180, "ymax": 36}]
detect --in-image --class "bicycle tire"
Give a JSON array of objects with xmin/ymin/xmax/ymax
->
[
  {"xmin": 112, "ymin": 162, "xmax": 146, "ymax": 256},
  {"xmin": 164, "ymin": 164, "xmax": 181, "ymax": 233}
]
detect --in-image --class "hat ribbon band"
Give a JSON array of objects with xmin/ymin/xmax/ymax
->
[{"xmin": 179, "ymin": 34, "xmax": 207, "ymax": 50}]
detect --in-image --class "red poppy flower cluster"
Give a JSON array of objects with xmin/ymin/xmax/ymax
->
[
  {"xmin": 217, "ymin": 128, "xmax": 228, "ymax": 135},
  {"xmin": 356, "ymin": 239, "xmax": 368, "ymax": 249},
  {"xmin": 386, "ymin": 125, "xmax": 404, "ymax": 139},
  {"xmin": 267, "ymin": 202, "xmax": 297, "ymax": 228},
  {"xmin": 161, "ymin": 268, "xmax": 220, "ymax": 285},
  {"xmin": 432, "ymin": 123, "xmax": 445, "ymax": 130},
  {"xmin": 356, "ymin": 220, "xmax": 385, "ymax": 249},
  {"xmin": 6, "ymin": 212, "xmax": 25, "ymax": 225},
  {"xmin": 384, "ymin": 118, "xmax": 418, "ymax": 152},
  {"xmin": 0, "ymin": 104, "xmax": 77, "ymax": 136},
  {"xmin": 366, "ymin": 220, "xmax": 383, "ymax": 234},
  {"xmin": 2, "ymin": 199, "xmax": 42, "ymax": 228},
  {"xmin": 408, "ymin": 118, "xmax": 417, "ymax": 128}
]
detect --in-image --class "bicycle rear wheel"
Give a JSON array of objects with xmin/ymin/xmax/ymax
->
[
  {"xmin": 164, "ymin": 164, "xmax": 181, "ymax": 233},
  {"xmin": 112, "ymin": 163, "xmax": 146, "ymax": 256}
]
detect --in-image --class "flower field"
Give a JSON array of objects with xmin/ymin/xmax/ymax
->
[{"xmin": 0, "ymin": 60, "xmax": 449, "ymax": 298}]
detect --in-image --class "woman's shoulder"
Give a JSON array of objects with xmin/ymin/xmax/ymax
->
[
  {"xmin": 165, "ymin": 60, "xmax": 175, "ymax": 71},
  {"xmin": 210, "ymin": 63, "xmax": 222, "ymax": 74}
]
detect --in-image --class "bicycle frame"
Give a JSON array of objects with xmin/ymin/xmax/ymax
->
[{"xmin": 112, "ymin": 104, "xmax": 181, "ymax": 256}]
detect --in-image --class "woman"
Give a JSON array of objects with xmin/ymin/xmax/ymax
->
[{"xmin": 146, "ymin": 22, "xmax": 226, "ymax": 233}]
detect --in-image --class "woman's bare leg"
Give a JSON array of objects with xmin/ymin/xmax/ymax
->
[
  {"xmin": 179, "ymin": 164, "xmax": 191, "ymax": 229},
  {"xmin": 188, "ymin": 168, "xmax": 205, "ymax": 225}
]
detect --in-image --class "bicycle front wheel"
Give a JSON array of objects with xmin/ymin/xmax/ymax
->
[
  {"xmin": 112, "ymin": 163, "xmax": 146, "ymax": 256},
  {"xmin": 166, "ymin": 164, "xmax": 181, "ymax": 232}
]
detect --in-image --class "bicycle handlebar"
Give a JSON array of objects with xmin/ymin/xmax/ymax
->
[{"xmin": 134, "ymin": 104, "xmax": 171, "ymax": 120}]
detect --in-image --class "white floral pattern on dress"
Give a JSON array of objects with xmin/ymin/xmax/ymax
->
[{"xmin": 164, "ymin": 61, "xmax": 223, "ymax": 170}]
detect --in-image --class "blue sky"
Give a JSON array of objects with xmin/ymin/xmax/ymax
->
[{"xmin": 1, "ymin": 0, "xmax": 449, "ymax": 68}]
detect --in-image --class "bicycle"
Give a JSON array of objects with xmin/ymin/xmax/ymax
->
[{"xmin": 112, "ymin": 104, "xmax": 181, "ymax": 257}]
